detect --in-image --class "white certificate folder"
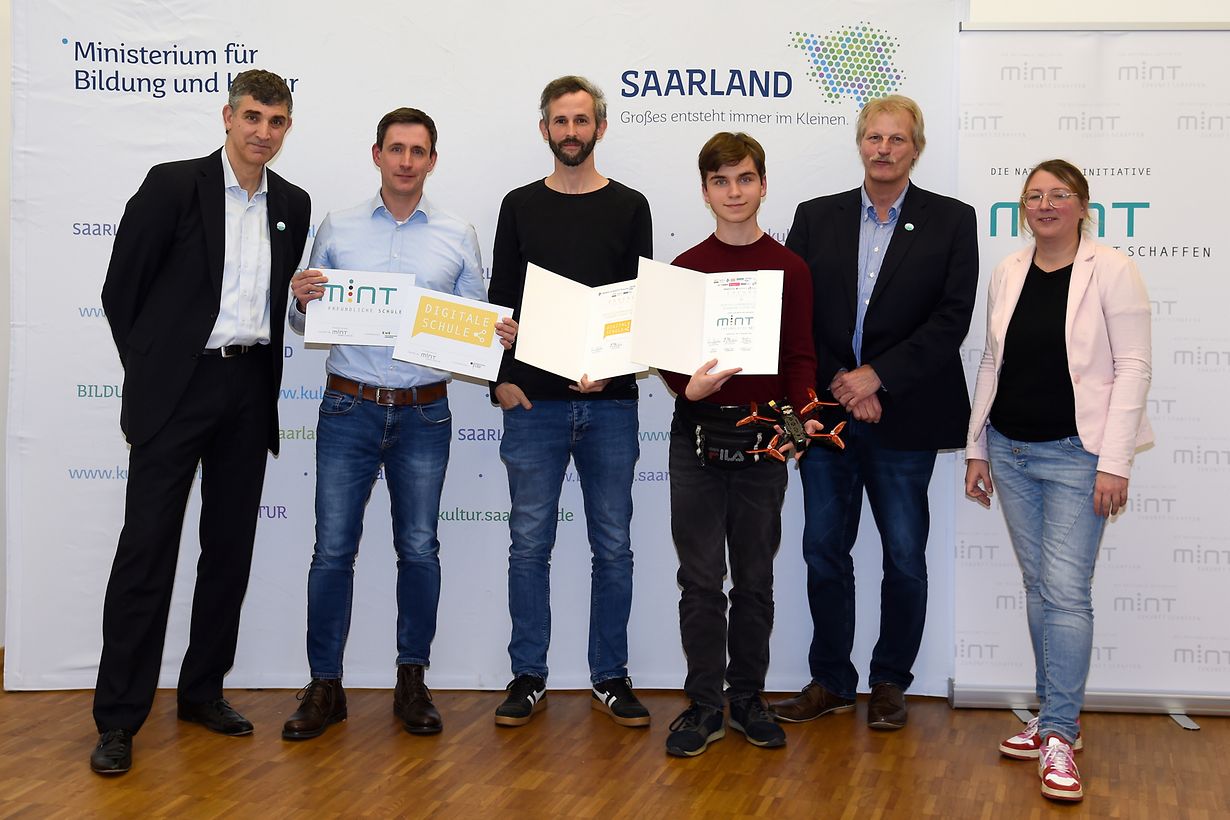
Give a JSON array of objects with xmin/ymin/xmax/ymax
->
[
  {"xmin": 630, "ymin": 257, "xmax": 782, "ymax": 375},
  {"xmin": 514, "ymin": 263, "xmax": 642, "ymax": 382}
]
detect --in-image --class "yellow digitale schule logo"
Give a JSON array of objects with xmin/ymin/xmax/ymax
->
[
  {"xmin": 604, "ymin": 320, "xmax": 632, "ymax": 338},
  {"xmin": 412, "ymin": 296, "xmax": 495, "ymax": 346}
]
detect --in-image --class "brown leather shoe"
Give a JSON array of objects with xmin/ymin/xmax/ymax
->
[
  {"xmin": 282, "ymin": 679, "xmax": 347, "ymax": 740},
  {"xmin": 770, "ymin": 682, "xmax": 855, "ymax": 723},
  {"xmin": 394, "ymin": 664, "xmax": 443, "ymax": 735},
  {"xmin": 867, "ymin": 682, "xmax": 908, "ymax": 730}
]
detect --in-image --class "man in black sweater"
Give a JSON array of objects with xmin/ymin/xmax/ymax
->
[{"xmin": 487, "ymin": 76, "xmax": 653, "ymax": 729}]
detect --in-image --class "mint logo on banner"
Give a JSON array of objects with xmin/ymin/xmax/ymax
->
[
  {"xmin": 988, "ymin": 200, "xmax": 1149, "ymax": 238},
  {"xmin": 788, "ymin": 23, "xmax": 904, "ymax": 106}
]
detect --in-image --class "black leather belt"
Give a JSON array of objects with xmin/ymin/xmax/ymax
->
[
  {"xmin": 201, "ymin": 344, "xmax": 257, "ymax": 357},
  {"xmin": 326, "ymin": 375, "xmax": 447, "ymax": 407},
  {"xmin": 677, "ymin": 396, "xmax": 752, "ymax": 423}
]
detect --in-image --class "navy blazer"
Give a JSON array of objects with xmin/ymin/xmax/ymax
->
[
  {"xmin": 101, "ymin": 149, "xmax": 311, "ymax": 453},
  {"xmin": 786, "ymin": 184, "xmax": 978, "ymax": 450}
]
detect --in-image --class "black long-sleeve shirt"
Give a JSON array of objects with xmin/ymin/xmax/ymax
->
[{"xmin": 487, "ymin": 178, "xmax": 652, "ymax": 401}]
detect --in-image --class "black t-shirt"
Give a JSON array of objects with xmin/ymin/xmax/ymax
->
[
  {"xmin": 989, "ymin": 259, "xmax": 1079, "ymax": 442},
  {"xmin": 487, "ymin": 179, "xmax": 652, "ymax": 401}
]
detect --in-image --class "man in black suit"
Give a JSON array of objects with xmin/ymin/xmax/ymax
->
[
  {"xmin": 90, "ymin": 69, "xmax": 311, "ymax": 775},
  {"xmin": 772, "ymin": 95, "xmax": 977, "ymax": 731}
]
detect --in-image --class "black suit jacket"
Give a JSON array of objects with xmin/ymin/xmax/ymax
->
[
  {"xmin": 785, "ymin": 184, "xmax": 978, "ymax": 450},
  {"xmin": 101, "ymin": 149, "xmax": 311, "ymax": 454}
]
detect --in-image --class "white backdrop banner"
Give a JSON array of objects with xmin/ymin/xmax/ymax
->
[
  {"xmin": 7, "ymin": 0, "xmax": 964, "ymax": 692},
  {"xmin": 956, "ymin": 30, "xmax": 1230, "ymax": 703}
]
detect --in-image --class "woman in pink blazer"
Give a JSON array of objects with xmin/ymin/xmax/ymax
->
[{"xmin": 964, "ymin": 160, "xmax": 1152, "ymax": 804}]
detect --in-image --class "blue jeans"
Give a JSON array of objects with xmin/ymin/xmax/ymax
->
[
  {"xmin": 306, "ymin": 387, "xmax": 451, "ymax": 679},
  {"xmin": 988, "ymin": 427, "xmax": 1106, "ymax": 745},
  {"xmin": 798, "ymin": 420, "xmax": 936, "ymax": 698},
  {"xmin": 500, "ymin": 399, "xmax": 639, "ymax": 684}
]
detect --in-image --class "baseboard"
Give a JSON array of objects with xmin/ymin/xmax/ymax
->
[{"xmin": 948, "ymin": 678, "xmax": 1230, "ymax": 715}]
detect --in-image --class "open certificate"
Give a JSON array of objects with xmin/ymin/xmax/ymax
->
[
  {"xmin": 391, "ymin": 286, "xmax": 512, "ymax": 380},
  {"xmin": 514, "ymin": 263, "xmax": 643, "ymax": 382},
  {"xmin": 630, "ymin": 257, "xmax": 783, "ymax": 375},
  {"xmin": 303, "ymin": 269, "xmax": 414, "ymax": 346}
]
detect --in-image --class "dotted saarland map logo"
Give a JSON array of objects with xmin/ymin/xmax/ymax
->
[{"xmin": 789, "ymin": 23, "xmax": 905, "ymax": 106}]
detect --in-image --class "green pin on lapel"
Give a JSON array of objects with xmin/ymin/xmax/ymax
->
[
  {"xmin": 276, "ymin": 221, "xmax": 286, "ymax": 231},
  {"xmin": 904, "ymin": 223, "xmax": 914, "ymax": 231}
]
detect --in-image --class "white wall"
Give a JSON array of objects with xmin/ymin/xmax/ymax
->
[
  {"xmin": 2, "ymin": 0, "xmax": 12, "ymax": 646},
  {"xmin": 1, "ymin": 0, "xmax": 1227, "ymax": 651},
  {"xmin": 969, "ymin": 0, "xmax": 1228, "ymax": 24}
]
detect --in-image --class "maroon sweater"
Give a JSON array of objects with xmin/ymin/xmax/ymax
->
[{"xmin": 661, "ymin": 233, "xmax": 816, "ymax": 410}]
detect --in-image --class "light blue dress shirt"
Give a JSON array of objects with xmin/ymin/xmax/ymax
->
[
  {"xmin": 289, "ymin": 193, "xmax": 486, "ymax": 388},
  {"xmin": 853, "ymin": 183, "xmax": 908, "ymax": 365},
  {"xmin": 209, "ymin": 150, "xmax": 271, "ymax": 347}
]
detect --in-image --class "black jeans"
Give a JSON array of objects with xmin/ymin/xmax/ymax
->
[{"xmin": 669, "ymin": 402, "xmax": 788, "ymax": 708}]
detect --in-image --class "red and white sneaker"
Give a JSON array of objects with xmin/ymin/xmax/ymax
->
[
  {"xmin": 1039, "ymin": 735, "xmax": 1083, "ymax": 802},
  {"xmin": 1000, "ymin": 716, "xmax": 1083, "ymax": 759}
]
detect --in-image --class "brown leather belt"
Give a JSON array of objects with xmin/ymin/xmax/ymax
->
[{"xmin": 326, "ymin": 375, "xmax": 447, "ymax": 407}]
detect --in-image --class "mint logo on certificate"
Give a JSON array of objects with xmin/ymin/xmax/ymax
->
[{"xmin": 303, "ymin": 269, "xmax": 413, "ymax": 346}]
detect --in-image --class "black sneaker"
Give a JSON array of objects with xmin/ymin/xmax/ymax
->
[
  {"xmin": 729, "ymin": 693, "xmax": 786, "ymax": 748},
  {"xmin": 592, "ymin": 676, "xmax": 651, "ymax": 727},
  {"xmin": 494, "ymin": 674, "xmax": 547, "ymax": 727},
  {"xmin": 665, "ymin": 702, "xmax": 725, "ymax": 757}
]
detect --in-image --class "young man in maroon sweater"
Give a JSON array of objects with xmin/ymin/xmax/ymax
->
[{"xmin": 660, "ymin": 132, "xmax": 819, "ymax": 756}]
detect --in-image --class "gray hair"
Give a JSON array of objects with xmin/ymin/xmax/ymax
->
[{"xmin": 227, "ymin": 69, "xmax": 293, "ymax": 114}]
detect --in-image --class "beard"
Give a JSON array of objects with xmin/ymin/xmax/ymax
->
[{"xmin": 549, "ymin": 133, "xmax": 598, "ymax": 167}]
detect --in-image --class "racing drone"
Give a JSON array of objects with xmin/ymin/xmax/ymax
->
[{"xmin": 736, "ymin": 388, "xmax": 846, "ymax": 461}]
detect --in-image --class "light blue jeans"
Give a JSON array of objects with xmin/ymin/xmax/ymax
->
[
  {"xmin": 988, "ymin": 427, "xmax": 1107, "ymax": 744},
  {"xmin": 500, "ymin": 399, "xmax": 639, "ymax": 684}
]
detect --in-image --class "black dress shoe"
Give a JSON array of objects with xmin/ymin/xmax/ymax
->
[
  {"xmin": 90, "ymin": 728, "xmax": 133, "ymax": 774},
  {"xmin": 177, "ymin": 697, "xmax": 254, "ymax": 736},
  {"xmin": 393, "ymin": 664, "xmax": 442, "ymax": 734},
  {"xmin": 867, "ymin": 682, "xmax": 908, "ymax": 730},
  {"xmin": 282, "ymin": 679, "xmax": 347, "ymax": 740}
]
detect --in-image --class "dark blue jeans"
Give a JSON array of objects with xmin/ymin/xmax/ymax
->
[
  {"xmin": 500, "ymin": 399, "xmax": 639, "ymax": 684},
  {"xmin": 305, "ymin": 387, "xmax": 451, "ymax": 679},
  {"xmin": 797, "ymin": 420, "xmax": 936, "ymax": 698}
]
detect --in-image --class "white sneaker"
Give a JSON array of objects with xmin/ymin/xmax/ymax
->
[
  {"xmin": 1000, "ymin": 716, "xmax": 1083, "ymax": 759},
  {"xmin": 1039, "ymin": 735, "xmax": 1083, "ymax": 802}
]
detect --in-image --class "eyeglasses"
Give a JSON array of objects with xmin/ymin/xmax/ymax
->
[{"xmin": 1022, "ymin": 190, "xmax": 1080, "ymax": 210}]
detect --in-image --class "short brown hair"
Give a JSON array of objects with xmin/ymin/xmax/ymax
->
[
  {"xmin": 1020, "ymin": 158, "xmax": 1094, "ymax": 235},
  {"xmin": 856, "ymin": 94, "xmax": 925, "ymax": 164},
  {"xmin": 539, "ymin": 75, "xmax": 607, "ymax": 125},
  {"xmin": 376, "ymin": 107, "xmax": 438, "ymax": 156},
  {"xmin": 698, "ymin": 132, "xmax": 766, "ymax": 182}
]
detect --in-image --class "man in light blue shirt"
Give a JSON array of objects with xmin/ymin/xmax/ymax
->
[{"xmin": 281, "ymin": 108, "xmax": 513, "ymax": 741}]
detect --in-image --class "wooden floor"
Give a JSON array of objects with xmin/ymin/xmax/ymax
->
[{"xmin": 1, "ymin": 676, "xmax": 1226, "ymax": 819}]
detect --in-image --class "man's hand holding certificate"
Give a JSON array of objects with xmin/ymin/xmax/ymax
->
[{"xmin": 293, "ymin": 267, "xmax": 515, "ymax": 380}]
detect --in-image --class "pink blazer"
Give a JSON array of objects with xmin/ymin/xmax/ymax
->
[{"xmin": 965, "ymin": 238, "xmax": 1152, "ymax": 478}]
